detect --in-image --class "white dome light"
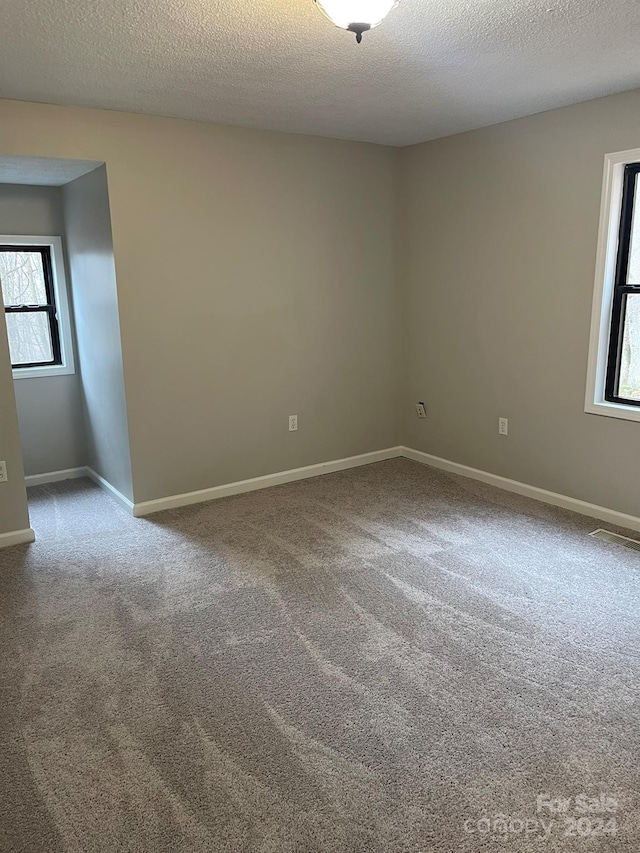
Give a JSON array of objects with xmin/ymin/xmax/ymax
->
[{"xmin": 313, "ymin": 0, "xmax": 400, "ymax": 43}]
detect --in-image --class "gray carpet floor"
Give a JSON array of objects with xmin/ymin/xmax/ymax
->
[{"xmin": 1, "ymin": 458, "xmax": 639, "ymax": 851}]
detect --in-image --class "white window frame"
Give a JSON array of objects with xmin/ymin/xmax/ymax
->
[
  {"xmin": 0, "ymin": 235, "xmax": 75, "ymax": 379},
  {"xmin": 585, "ymin": 149, "xmax": 640, "ymax": 423}
]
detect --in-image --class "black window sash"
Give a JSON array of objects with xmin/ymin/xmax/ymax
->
[
  {"xmin": 1, "ymin": 245, "xmax": 62, "ymax": 369},
  {"xmin": 605, "ymin": 164, "xmax": 640, "ymax": 406}
]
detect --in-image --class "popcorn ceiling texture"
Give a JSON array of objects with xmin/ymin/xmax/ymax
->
[
  {"xmin": 0, "ymin": 0, "xmax": 639, "ymax": 145},
  {"xmin": 0, "ymin": 156, "xmax": 101, "ymax": 187}
]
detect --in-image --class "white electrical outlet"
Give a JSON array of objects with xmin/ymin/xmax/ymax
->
[
  {"xmin": 0, "ymin": 461, "xmax": 7, "ymax": 482},
  {"xmin": 498, "ymin": 418, "xmax": 509, "ymax": 436},
  {"xmin": 415, "ymin": 402, "xmax": 427, "ymax": 419},
  {"xmin": 289, "ymin": 415, "xmax": 298, "ymax": 432}
]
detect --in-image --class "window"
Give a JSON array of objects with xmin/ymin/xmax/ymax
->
[
  {"xmin": 1, "ymin": 246, "xmax": 61, "ymax": 368},
  {"xmin": 0, "ymin": 236, "xmax": 74, "ymax": 379},
  {"xmin": 586, "ymin": 150, "xmax": 640, "ymax": 422},
  {"xmin": 605, "ymin": 164, "xmax": 640, "ymax": 406}
]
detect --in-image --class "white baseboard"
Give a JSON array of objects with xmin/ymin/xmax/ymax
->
[
  {"xmin": 86, "ymin": 467, "xmax": 135, "ymax": 514},
  {"xmin": 25, "ymin": 466, "xmax": 88, "ymax": 487},
  {"xmin": 24, "ymin": 447, "xmax": 638, "ymax": 535},
  {"xmin": 23, "ymin": 465, "xmax": 134, "ymax": 515},
  {"xmin": 401, "ymin": 446, "xmax": 640, "ymax": 534},
  {"xmin": 0, "ymin": 527, "xmax": 36, "ymax": 549},
  {"xmin": 132, "ymin": 447, "xmax": 404, "ymax": 517}
]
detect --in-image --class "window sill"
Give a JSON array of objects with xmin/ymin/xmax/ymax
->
[
  {"xmin": 585, "ymin": 399, "xmax": 640, "ymax": 423},
  {"xmin": 12, "ymin": 364, "xmax": 76, "ymax": 380}
]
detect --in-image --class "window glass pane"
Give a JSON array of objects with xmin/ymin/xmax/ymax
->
[
  {"xmin": 627, "ymin": 174, "xmax": 640, "ymax": 283},
  {"xmin": 0, "ymin": 251, "xmax": 48, "ymax": 306},
  {"xmin": 619, "ymin": 294, "xmax": 640, "ymax": 401},
  {"xmin": 5, "ymin": 312, "xmax": 53, "ymax": 365}
]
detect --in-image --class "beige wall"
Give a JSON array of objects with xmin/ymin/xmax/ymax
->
[
  {"xmin": 401, "ymin": 89, "xmax": 640, "ymax": 518},
  {"xmin": 0, "ymin": 100, "xmax": 400, "ymax": 505},
  {"xmin": 0, "ymin": 183, "xmax": 87, "ymax": 476},
  {"xmin": 1, "ymin": 89, "xmax": 638, "ymax": 529},
  {"xmin": 62, "ymin": 167, "xmax": 134, "ymax": 500}
]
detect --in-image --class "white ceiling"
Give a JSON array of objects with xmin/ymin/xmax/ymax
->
[
  {"xmin": 0, "ymin": 156, "xmax": 102, "ymax": 186},
  {"xmin": 0, "ymin": 0, "xmax": 639, "ymax": 147}
]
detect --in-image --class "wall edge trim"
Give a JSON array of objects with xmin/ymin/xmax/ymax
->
[
  {"xmin": 0, "ymin": 527, "xmax": 36, "ymax": 549},
  {"xmin": 27, "ymin": 448, "xmax": 636, "ymax": 534},
  {"xmin": 132, "ymin": 447, "xmax": 404, "ymax": 517},
  {"xmin": 25, "ymin": 467, "xmax": 88, "ymax": 487},
  {"xmin": 86, "ymin": 467, "xmax": 135, "ymax": 514},
  {"xmin": 401, "ymin": 446, "xmax": 640, "ymax": 533}
]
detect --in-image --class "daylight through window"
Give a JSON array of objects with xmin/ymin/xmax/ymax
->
[
  {"xmin": 606, "ymin": 164, "xmax": 640, "ymax": 405},
  {"xmin": 0, "ymin": 246, "xmax": 62, "ymax": 369}
]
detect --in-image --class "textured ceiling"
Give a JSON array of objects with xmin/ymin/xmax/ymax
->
[
  {"xmin": 0, "ymin": 156, "xmax": 102, "ymax": 186},
  {"xmin": 0, "ymin": 0, "xmax": 639, "ymax": 146}
]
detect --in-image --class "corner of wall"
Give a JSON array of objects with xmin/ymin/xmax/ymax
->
[{"xmin": 61, "ymin": 165, "xmax": 135, "ymax": 503}]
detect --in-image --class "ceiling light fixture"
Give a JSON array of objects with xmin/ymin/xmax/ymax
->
[{"xmin": 313, "ymin": 0, "xmax": 400, "ymax": 43}]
